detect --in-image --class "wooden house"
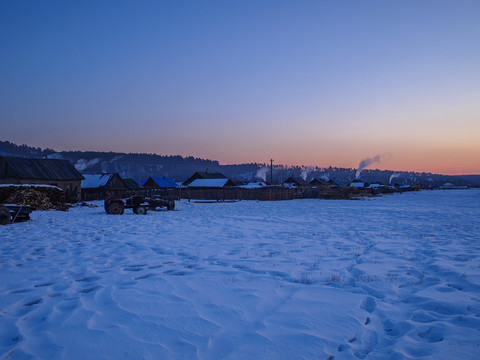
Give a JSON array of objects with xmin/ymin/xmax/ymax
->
[
  {"xmin": 349, "ymin": 179, "xmax": 366, "ymax": 188},
  {"xmin": 328, "ymin": 179, "xmax": 345, "ymax": 187},
  {"xmin": 187, "ymin": 178, "xmax": 236, "ymax": 188},
  {"xmin": 122, "ymin": 178, "xmax": 143, "ymax": 197},
  {"xmin": 283, "ymin": 177, "xmax": 310, "ymax": 188},
  {"xmin": 309, "ymin": 178, "xmax": 330, "ymax": 187},
  {"xmin": 81, "ymin": 173, "xmax": 127, "ymax": 200},
  {"xmin": 183, "ymin": 172, "xmax": 227, "ymax": 186},
  {"xmin": 142, "ymin": 176, "xmax": 178, "ymax": 189},
  {"xmin": 123, "ymin": 178, "xmax": 141, "ymax": 190},
  {"xmin": 0, "ymin": 156, "xmax": 84, "ymax": 201}
]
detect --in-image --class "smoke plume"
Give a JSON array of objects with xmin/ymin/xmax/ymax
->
[
  {"xmin": 75, "ymin": 158, "xmax": 100, "ymax": 172},
  {"xmin": 256, "ymin": 167, "xmax": 269, "ymax": 182},
  {"xmin": 355, "ymin": 153, "xmax": 391, "ymax": 179},
  {"xmin": 389, "ymin": 173, "xmax": 401, "ymax": 184},
  {"xmin": 301, "ymin": 166, "xmax": 314, "ymax": 181}
]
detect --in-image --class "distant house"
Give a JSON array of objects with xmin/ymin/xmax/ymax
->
[
  {"xmin": 188, "ymin": 178, "xmax": 236, "ymax": 188},
  {"xmin": 283, "ymin": 177, "xmax": 310, "ymax": 188},
  {"xmin": 328, "ymin": 179, "xmax": 345, "ymax": 187},
  {"xmin": 183, "ymin": 172, "xmax": 227, "ymax": 186},
  {"xmin": 309, "ymin": 178, "xmax": 330, "ymax": 187},
  {"xmin": 81, "ymin": 173, "xmax": 127, "ymax": 200},
  {"xmin": 366, "ymin": 182, "xmax": 385, "ymax": 189},
  {"xmin": 240, "ymin": 182, "xmax": 268, "ymax": 189},
  {"xmin": 349, "ymin": 180, "xmax": 365, "ymax": 188},
  {"xmin": 0, "ymin": 156, "xmax": 84, "ymax": 200},
  {"xmin": 142, "ymin": 176, "xmax": 179, "ymax": 189},
  {"xmin": 439, "ymin": 183, "xmax": 467, "ymax": 190},
  {"xmin": 392, "ymin": 182, "xmax": 410, "ymax": 189},
  {"xmin": 123, "ymin": 178, "xmax": 141, "ymax": 190}
]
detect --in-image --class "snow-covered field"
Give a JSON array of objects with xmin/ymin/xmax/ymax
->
[{"xmin": 1, "ymin": 190, "xmax": 479, "ymax": 359}]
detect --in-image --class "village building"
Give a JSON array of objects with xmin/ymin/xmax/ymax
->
[
  {"xmin": 240, "ymin": 182, "xmax": 268, "ymax": 189},
  {"xmin": 123, "ymin": 178, "xmax": 141, "ymax": 191},
  {"xmin": 0, "ymin": 156, "xmax": 84, "ymax": 201},
  {"xmin": 188, "ymin": 178, "xmax": 236, "ymax": 188},
  {"xmin": 328, "ymin": 179, "xmax": 345, "ymax": 187},
  {"xmin": 142, "ymin": 176, "xmax": 179, "ymax": 189},
  {"xmin": 392, "ymin": 182, "xmax": 410, "ymax": 189},
  {"xmin": 367, "ymin": 181, "xmax": 385, "ymax": 189},
  {"xmin": 439, "ymin": 183, "xmax": 468, "ymax": 189},
  {"xmin": 309, "ymin": 178, "xmax": 330, "ymax": 187},
  {"xmin": 349, "ymin": 179, "xmax": 366, "ymax": 188},
  {"xmin": 283, "ymin": 177, "xmax": 310, "ymax": 188},
  {"xmin": 182, "ymin": 172, "xmax": 227, "ymax": 186},
  {"xmin": 81, "ymin": 173, "xmax": 127, "ymax": 201}
]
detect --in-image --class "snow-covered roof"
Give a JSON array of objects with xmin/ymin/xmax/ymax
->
[
  {"xmin": 145, "ymin": 176, "xmax": 179, "ymax": 188},
  {"xmin": 350, "ymin": 181, "xmax": 365, "ymax": 187},
  {"xmin": 283, "ymin": 177, "xmax": 309, "ymax": 187},
  {"xmin": 240, "ymin": 182, "xmax": 267, "ymax": 189},
  {"xmin": 81, "ymin": 174, "xmax": 115, "ymax": 189},
  {"xmin": 188, "ymin": 179, "xmax": 230, "ymax": 188},
  {"xmin": 0, "ymin": 184, "xmax": 62, "ymax": 190}
]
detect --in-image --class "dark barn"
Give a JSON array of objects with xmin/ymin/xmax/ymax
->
[
  {"xmin": 0, "ymin": 156, "xmax": 84, "ymax": 201},
  {"xmin": 182, "ymin": 172, "xmax": 227, "ymax": 186},
  {"xmin": 81, "ymin": 173, "xmax": 128, "ymax": 201},
  {"xmin": 283, "ymin": 177, "xmax": 310, "ymax": 188}
]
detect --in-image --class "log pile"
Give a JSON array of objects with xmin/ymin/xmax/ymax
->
[{"xmin": 0, "ymin": 185, "xmax": 68, "ymax": 211}]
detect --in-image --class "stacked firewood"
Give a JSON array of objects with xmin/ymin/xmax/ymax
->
[{"xmin": 0, "ymin": 185, "xmax": 68, "ymax": 211}]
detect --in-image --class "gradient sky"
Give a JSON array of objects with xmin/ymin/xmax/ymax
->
[{"xmin": 1, "ymin": 1, "xmax": 479, "ymax": 175}]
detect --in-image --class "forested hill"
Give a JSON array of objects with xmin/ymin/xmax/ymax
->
[
  {"xmin": 1, "ymin": 140, "xmax": 478, "ymax": 186},
  {"xmin": 0, "ymin": 140, "xmax": 263, "ymax": 182},
  {"xmin": 0, "ymin": 140, "xmax": 226, "ymax": 181}
]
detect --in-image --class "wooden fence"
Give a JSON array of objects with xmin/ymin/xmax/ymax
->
[{"xmin": 147, "ymin": 187, "xmax": 296, "ymax": 201}]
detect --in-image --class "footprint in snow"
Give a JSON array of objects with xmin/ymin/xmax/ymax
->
[
  {"xmin": 134, "ymin": 273, "xmax": 154, "ymax": 280},
  {"xmin": 418, "ymin": 326, "xmax": 444, "ymax": 343},
  {"xmin": 9, "ymin": 289, "xmax": 31, "ymax": 294},
  {"xmin": 360, "ymin": 297, "xmax": 376, "ymax": 313},
  {"xmin": 79, "ymin": 285, "xmax": 100, "ymax": 294},
  {"xmin": 75, "ymin": 276, "xmax": 99, "ymax": 283},
  {"xmin": 24, "ymin": 298, "xmax": 42, "ymax": 306}
]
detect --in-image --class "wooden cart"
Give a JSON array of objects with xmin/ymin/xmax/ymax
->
[{"xmin": 0, "ymin": 204, "xmax": 34, "ymax": 225}]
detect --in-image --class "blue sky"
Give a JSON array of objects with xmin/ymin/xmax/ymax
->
[{"xmin": 1, "ymin": 1, "xmax": 479, "ymax": 174}]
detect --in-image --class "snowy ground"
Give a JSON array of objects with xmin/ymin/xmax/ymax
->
[{"xmin": 1, "ymin": 190, "xmax": 480, "ymax": 359}]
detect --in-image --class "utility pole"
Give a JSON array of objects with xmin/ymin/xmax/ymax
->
[{"xmin": 270, "ymin": 159, "xmax": 274, "ymax": 185}]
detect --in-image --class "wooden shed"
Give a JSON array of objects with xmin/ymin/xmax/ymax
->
[
  {"xmin": 0, "ymin": 156, "xmax": 84, "ymax": 202},
  {"xmin": 142, "ymin": 176, "xmax": 178, "ymax": 189},
  {"xmin": 309, "ymin": 178, "xmax": 330, "ymax": 187},
  {"xmin": 188, "ymin": 178, "xmax": 236, "ymax": 188},
  {"xmin": 182, "ymin": 172, "xmax": 227, "ymax": 186},
  {"xmin": 283, "ymin": 177, "xmax": 310, "ymax": 188},
  {"xmin": 81, "ymin": 173, "xmax": 128, "ymax": 201},
  {"xmin": 123, "ymin": 178, "xmax": 141, "ymax": 190}
]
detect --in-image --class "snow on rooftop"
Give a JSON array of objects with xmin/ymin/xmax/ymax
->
[
  {"xmin": 350, "ymin": 181, "xmax": 365, "ymax": 187},
  {"xmin": 240, "ymin": 182, "xmax": 268, "ymax": 189},
  {"xmin": 188, "ymin": 178, "xmax": 229, "ymax": 188},
  {"xmin": 81, "ymin": 174, "xmax": 113, "ymax": 188},
  {"xmin": 0, "ymin": 184, "xmax": 62, "ymax": 190}
]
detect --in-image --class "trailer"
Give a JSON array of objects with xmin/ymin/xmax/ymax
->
[
  {"xmin": 0, "ymin": 204, "xmax": 34, "ymax": 225},
  {"xmin": 105, "ymin": 196, "xmax": 175, "ymax": 215}
]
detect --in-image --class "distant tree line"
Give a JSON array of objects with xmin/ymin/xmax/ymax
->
[{"xmin": 0, "ymin": 140, "xmax": 55, "ymax": 158}]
